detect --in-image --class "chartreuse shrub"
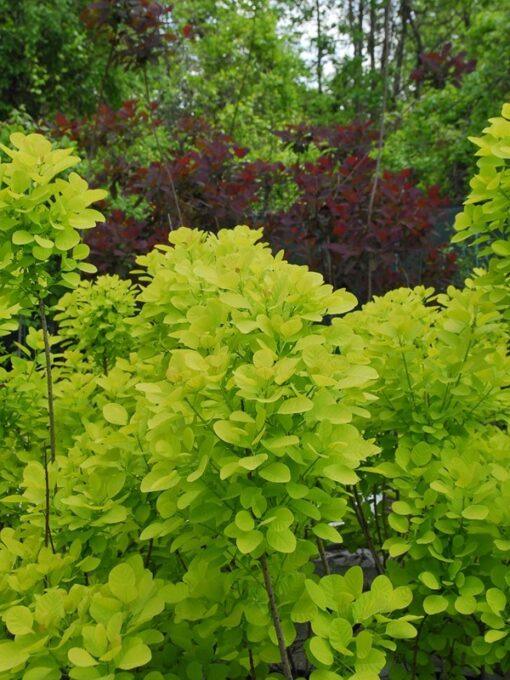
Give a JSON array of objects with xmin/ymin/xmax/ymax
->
[
  {"xmin": 329, "ymin": 104, "xmax": 510, "ymax": 679},
  {"xmin": 0, "ymin": 134, "xmax": 153, "ymax": 678},
  {"xmin": 0, "ymin": 290, "xmax": 19, "ymax": 337},
  {"xmin": 0, "ymin": 132, "xmax": 106, "ymax": 556},
  {"xmin": 0, "ymin": 132, "xmax": 106, "ymax": 293},
  {"xmin": 333, "ymin": 281, "xmax": 510, "ymax": 675},
  {"xmin": 452, "ymin": 101, "xmax": 510, "ymax": 321},
  {"xmin": 54, "ymin": 275, "xmax": 138, "ymax": 374},
  {"xmin": 108, "ymin": 226, "xmax": 419, "ymax": 679}
]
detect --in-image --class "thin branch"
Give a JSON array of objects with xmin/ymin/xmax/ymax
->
[
  {"xmin": 229, "ymin": 1, "xmax": 260, "ymax": 136},
  {"xmin": 411, "ymin": 615, "xmax": 427, "ymax": 679},
  {"xmin": 372, "ymin": 485, "xmax": 383, "ymax": 548},
  {"xmin": 144, "ymin": 538, "xmax": 154, "ymax": 568},
  {"xmin": 365, "ymin": 0, "xmax": 392, "ymax": 301},
  {"xmin": 38, "ymin": 297, "xmax": 56, "ymax": 553},
  {"xmin": 260, "ymin": 554, "xmax": 293, "ymax": 680},
  {"xmin": 97, "ymin": 38, "xmax": 117, "ymax": 107},
  {"xmin": 398, "ymin": 337, "xmax": 417, "ymax": 410},
  {"xmin": 315, "ymin": 0, "xmax": 323, "ymax": 93},
  {"xmin": 142, "ymin": 64, "xmax": 183, "ymax": 230},
  {"xmin": 392, "ymin": 0, "xmax": 408, "ymax": 102},
  {"xmin": 317, "ymin": 537, "xmax": 331, "ymax": 575},
  {"xmin": 248, "ymin": 647, "xmax": 256, "ymax": 680},
  {"xmin": 350, "ymin": 485, "xmax": 384, "ymax": 574},
  {"xmin": 175, "ymin": 549, "xmax": 188, "ymax": 572},
  {"xmin": 441, "ymin": 323, "xmax": 475, "ymax": 412}
]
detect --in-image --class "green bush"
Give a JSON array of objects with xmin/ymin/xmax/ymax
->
[
  {"xmin": 54, "ymin": 275, "xmax": 138, "ymax": 374},
  {"xmin": 334, "ymin": 282, "xmax": 510, "ymax": 677},
  {"xmin": 0, "ymin": 103, "xmax": 509, "ymax": 679},
  {"xmin": 452, "ymin": 102, "xmax": 510, "ymax": 323}
]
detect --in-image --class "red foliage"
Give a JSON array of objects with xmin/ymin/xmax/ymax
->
[
  {"xmin": 275, "ymin": 120, "xmax": 376, "ymax": 159},
  {"xmin": 127, "ymin": 130, "xmax": 285, "ymax": 230},
  {"xmin": 52, "ymin": 108, "xmax": 456, "ymax": 299},
  {"xmin": 182, "ymin": 23, "xmax": 194, "ymax": 39},
  {"xmin": 80, "ymin": 0, "xmax": 180, "ymax": 66},
  {"xmin": 86, "ymin": 209, "xmax": 167, "ymax": 276},
  {"xmin": 411, "ymin": 43, "xmax": 476, "ymax": 89},
  {"xmin": 266, "ymin": 149, "xmax": 452, "ymax": 299},
  {"xmin": 54, "ymin": 99, "xmax": 158, "ymax": 152},
  {"xmin": 53, "ymin": 99, "xmax": 159, "ymax": 201}
]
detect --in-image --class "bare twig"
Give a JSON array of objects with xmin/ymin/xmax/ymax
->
[
  {"xmin": 366, "ymin": 0, "xmax": 392, "ymax": 301},
  {"xmin": 372, "ymin": 485, "xmax": 384, "ymax": 548},
  {"xmin": 248, "ymin": 647, "xmax": 256, "ymax": 680},
  {"xmin": 315, "ymin": 0, "xmax": 323, "ymax": 93},
  {"xmin": 142, "ymin": 65, "xmax": 183, "ymax": 230},
  {"xmin": 144, "ymin": 538, "xmax": 153, "ymax": 568},
  {"xmin": 229, "ymin": 2, "xmax": 260, "ymax": 136},
  {"xmin": 38, "ymin": 297, "xmax": 56, "ymax": 553},
  {"xmin": 350, "ymin": 485, "xmax": 384, "ymax": 574},
  {"xmin": 317, "ymin": 537, "xmax": 331, "ymax": 575},
  {"xmin": 412, "ymin": 616, "xmax": 427, "ymax": 679},
  {"xmin": 260, "ymin": 554, "xmax": 293, "ymax": 680},
  {"xmin": 175, "ymin": 549, "xmax": 188, "ymax": 572}
]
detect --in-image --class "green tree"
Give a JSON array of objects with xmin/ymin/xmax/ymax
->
[
  {"xmin": 0, "ymin": 0, "xmax": 126, "ymax": 120},
  {"xmin": 155, "ymin": 0, "xmax": 305, "ymax": 152},
  {"xmin": 383, "ymin": 4, "xmax": 510, "ymax": 199}
]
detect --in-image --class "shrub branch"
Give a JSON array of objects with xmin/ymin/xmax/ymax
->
[
  {"xmin": 260, "ymin": 553, "xmax": 294, "ymax": 680},
  {"xmin": 38, "ymin": 296, "xmax": 56, "ymax": 552}
]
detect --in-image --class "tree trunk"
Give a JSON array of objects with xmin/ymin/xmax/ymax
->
[
  {"xmin": 368, "ymin": 0, "xmax": 376, "ymax": 72},
  {"xmin": 315, "ymin": 0, "xmax": 323, "ymax": 93},
  {"xmin": 356, "ymin": 0, "xmax": 365, "ymax": 60},
  {"xmin": 380, "ymin": 0, "xmax": 391, "ymax": 75},
  {"xmin": 392, "ymin": 0, "xmax": 408, "ymax": 101},
  {"xmin": 404, "ymin": 0, "xmax": 423, "ymax": 97}
]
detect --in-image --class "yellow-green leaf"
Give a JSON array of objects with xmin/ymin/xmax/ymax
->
[{"xmin": 103, "ymin": 403, "xmax": 128, "ymax": 426}]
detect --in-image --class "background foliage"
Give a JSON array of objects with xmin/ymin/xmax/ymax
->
[{"xmin": 1, "ymin": 0, "xmax": 509, "ymax": 297}]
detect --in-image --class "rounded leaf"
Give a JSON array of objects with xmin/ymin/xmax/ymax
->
[
  {"xmin": 418, "ymin": 571, "xmax": 440, "ymax": 590},
  {"xmin": 462, "ymin": 505, "xmax": 489, "ymax": 521},
  {"xmin": 305, "ymin": 579, "xmax": 329, "ymax": 610},
  {"xmin": 108, "ymin": 563, "xmax": 137, "ymax": 603},
  {"xmin": 487, "ymin": 588, "xmax": 506, "ymax": 613},
  {"xmin": 55, "ymin": 229, "xmax": 80, "ymax": 251},
  {"xmin": 392, "ymin": 501, "xmax": 412, "ymax": 516},
  {"xmin": 266, "ymin": 526, "xmax": 296, "ymax": 553},
  {"xmin": 68, "ymin": 648, "xmax": 97, "ymax": 668},
  {"xmin": 235, "ymin": 510, "xmax": 255, "ymax": 532},
  {"xmin": 310, "ymin": 671, "xmax": 342, "ymax": 680},
  {"xmin": 278, "ymin": 396, "xmax": 313, "ymax": 414},
  {"xmin": 329, "ymin": 618, "xmax": 352, "ymax": 652},
  {"xmin": 0, "ymin": 642, "xmax": 28, "ymax": 672},
  {"xmin": 236, "ymin": 530, "xmax": 263, "ymax": 554},
  {"xmin": 386, "ymin": 620, "xmax": 417, "ymax": 639},
  {"xmin": 454, "ymin": 595, "xmax": 476, "ymax": 615},
  {"xmin": 312, "ymin": 523, "xmax": 343, "ymax": 544},
  {"xmin": 309, "ymin": 636, "xmax": 334, "ymax": 666},
  {"xmin": 103, "ymin": 403, "xmax": 128, "ymax": 426},
  {"xmin": 323, "ymin": 464, "xmax": 359, "ymax": 485},
  {"xmin": 116, "ymin": 641, "xmax": 152, "ymax": 670},
  {"xmin": 12, "ymin": 230, "xmax": 34, "ymax": 245},
  {"xmin": 423, "ymin": 595, "xmax": 448, "ymax": 615},
  {"xmin": 4, "ymin": 606, "xmax": 33, "ymax": 635},
  {"xmin": 259, "ymin": 462, "xmax": 291, "ymax": 483}
]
